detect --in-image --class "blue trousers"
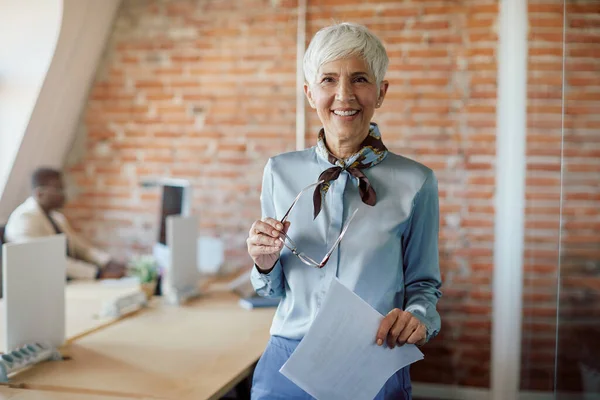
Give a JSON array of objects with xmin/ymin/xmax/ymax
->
[{"xmin": 251, "ymin": 336, "xmax": 412, "ymax": 400}]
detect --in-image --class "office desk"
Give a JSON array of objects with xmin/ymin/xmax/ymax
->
[
  {"xmin": 0, "ymin": 385, "xmax": 154, "ymax": 399},
  {"xmin": 10, "ymin": 291, "xmax": 275, "ymax": 400},
  {"xmin": 0, "ymin": 281, "xmax": 145, "ymax": 351},
  {"xmin": 62, "ymin": 281, "xmax": 145, "ymax": 341}
]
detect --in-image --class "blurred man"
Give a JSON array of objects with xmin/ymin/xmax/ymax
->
[{"xmin": 5, "ymin": 168, "xmax": 126, "ymax": 280}]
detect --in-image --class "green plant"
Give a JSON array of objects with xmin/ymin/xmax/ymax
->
[{"xmin": 127, "ymin": 255, "xmax": 159, "ymax": 284}]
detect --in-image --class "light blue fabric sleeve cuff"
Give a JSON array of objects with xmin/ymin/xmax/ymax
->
[
  {"xmin": 250, "ymin": 260, "xmax": 284, "ymax": 298},
  {"xmin": 406, "ymin": 303, "xmax": 440, "ymax": 342}
]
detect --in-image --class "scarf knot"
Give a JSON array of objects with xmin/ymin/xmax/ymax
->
[{"xmin": 313, "ymin": 123, "xmax": 387, "ymax": 219}]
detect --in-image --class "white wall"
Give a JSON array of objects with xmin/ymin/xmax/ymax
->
[
  {"xmin": 0, "ymin": 0, "xmax": 121, "ymax": 223},
  {"xmin": 0, "ymin": 0, "xmax": 63, "ymax": 195}
]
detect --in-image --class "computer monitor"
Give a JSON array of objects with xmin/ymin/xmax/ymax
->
[
  {"xmin": 140, "ymin": 178, "xmax": 192, "ymax": 244},
  {"xmin": 140, "ymin": 178, "xmax": 192, "ymax": 271},
  {"xmin": 158, "ymin": 185, "xmax": 184, "ymax": 245}
]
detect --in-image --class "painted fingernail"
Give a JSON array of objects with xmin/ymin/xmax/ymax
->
[
  {"xmin": 277, "ymin": 224, "xmax": 283, "ymax": 230},
  {"xmin": 377, "ymin": 339, "xmax": 382, "ymax": 346},
  {"xmin": 272, "ymin": 230, "xmax": 278, "ymax": 235}
]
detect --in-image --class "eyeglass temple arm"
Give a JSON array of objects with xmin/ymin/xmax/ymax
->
[
  {"xmin": 280, "ymin": 180, "xmax": 325, "ymax": 223},
  {"xmin": 280, "ymin": 233, "xmax": 321, "ymax": 267},
  {"xmin": 319, "ymin": 208, "xmax": 359, "ymax": 266}
]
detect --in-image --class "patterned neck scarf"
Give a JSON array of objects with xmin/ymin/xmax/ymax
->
[{"xmin": 313, "ymin": 123, "xmax": 388, "ymax": 219}]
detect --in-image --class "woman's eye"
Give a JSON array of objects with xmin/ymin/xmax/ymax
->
[
  {"xmin": 321, "ymin": 77, "xmax": 335, "ymax": 83},
  {"xmin": 355, "ymin": 76, "xmax": 368, "ymax": 83}
]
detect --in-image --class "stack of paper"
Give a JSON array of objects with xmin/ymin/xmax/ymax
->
[{"xmin": 280, "ymin": 279, "xmax": 424, "ymax": 400}]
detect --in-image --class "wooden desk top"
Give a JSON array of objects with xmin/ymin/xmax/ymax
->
[
  {"xmin": 0, "ymin": 385, "xmax": 155, "ymax": 399},
  {"xmin": 10, "ymin": 291, "xmax": 275, "ymax": 400},
  {"xmin": 1, "ymin": 281, "xmax": 145, "ymax": 352}
]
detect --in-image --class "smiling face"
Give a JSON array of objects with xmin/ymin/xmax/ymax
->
[{"xmin": 304, "ymin": 56, "xmax": 388, "ymax": 148}]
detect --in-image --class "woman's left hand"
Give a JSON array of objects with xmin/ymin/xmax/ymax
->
[{"xmin": 376, "ymin": 309, "xmax": 427, "ymax": 349}]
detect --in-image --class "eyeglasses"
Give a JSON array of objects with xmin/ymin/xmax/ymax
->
[{"xmin": 278, "ymin": 180, "xmax": 358, "ymax": 269}]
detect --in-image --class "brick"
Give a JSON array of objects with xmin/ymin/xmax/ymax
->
[
  {"xmin": 469, "ymin": 32, "xmax": 497, "ymax": 42},
  {"xmin": 171, "ymin": 54, "xmax": 202, "ymax": 63},
  {"xmin": 529, "ymin": 32, "xmax": 564, "ymax": 43},
  {"xmin": 529, "ymin": 61, "xmax": 564, "ymax": 71},
  {"xmin": 407, "ymin": 49, "xmax": 448, "ymax": 58},
  {"xmin": 468, "ymin": 4, "xmax": 498, "ymax": 14},
  {"xmin": 528, "ymin": 90, "xmax": 563, "ymax": 100},
  {"xmin": 529, "ymin": 4, "xmax": 564, "ymax": 14},
  {"xmin": 567, "ymin": 33, "xmax": 600, "ymax": 44},
  {"xmin": 567, "ymin": 62, "xmax": 600, "ymax": 72},
  {"xmin": 570, "ymin": 18, "xmax": 600, "ymax": 28},
  {"xmin": 566, "ymin": 3, "xmax": 600, "ymax": 13},
  {"xmin": 525, "ymin": 176, "xmax": 561, "ymax": 186},
  {"xmin": 377, "ymin": 7, "xmax": 420, "ymax": 17},
  {"xmin": 408, "ymin": 77, "xmax": 449, "ymax": 86},
  {"xmin": 146, "ymin": 93, "xmax": 175, "ymax": 101},
  {"xmin": 529, "ymin": 47, "xmax": 564, "ymax": 57},
  {"xmin": 525, "ymin": 191, "xmax": 561, "ymax": 200},
  {"xmin": 528, "ymin": 105, "xmax": 563, "ymax": 114},
  {"xmin": 529, "ymin": 17, "xmax": 564, "ymax": 28},
  {"xmin": 462, "ymin": 304, "xmax": 492, "ymax": 316},
  {"xmin": 523, "ymin": 307, "xmax": 558, "ymax": 318},
  {"xmin": 134, "ymin": 80, "xmax": 164, "ymax": 89},
  {"xmin": 412, "ymin": 20, "xmax": 451, "ymax": 30},
  {"xmin": 384, "ymin": 34, "xmax": 424, "ymax": 45},
  {"xmin": 467, "ymin": 18, "xmax": 495, "ymax": 29},
  {"xmin": 468, "ymin": 48, "xmax": 495, "ymax": 57},
  {"xmin": 470, "ymin": 90, "xmax": 496, "ymax": 99},
  {"xmin": 568, "ymin": 93, "xmax": 600, "ymax": 104},
  {"xmin": 468, "ymin": 205, "xmax": 495, "ymax": 214},
  {"xmin": 466, "ymin": 105, "xmax": 495, "ymax": 114},
  {"xmin": 569, "ymin": 48, "xmax": 600, "ymax": 58},
  {"xmin": 120, "ymin": 55, "xmax": 139, "ymax": 64},
  {"xmin": 524, "ymin": 264, "xmax": 557, "ymax": 274},
  {"xmin": 155, "ymin": 105, "xmax": 188, "ymax": 115},
  {"xmin": 423, "ymin": 5, "xmax": 461, "ymax": 15},
  {"xmin": 427, "ymin": 35, "xmax": 463, "ymax": 45}
]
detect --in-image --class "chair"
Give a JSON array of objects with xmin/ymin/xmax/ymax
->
[{"xmin": 0, "ymin": 224, "xmax": 5, "ymax": 298}]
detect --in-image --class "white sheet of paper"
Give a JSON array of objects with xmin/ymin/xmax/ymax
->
[{"xmin": 280, "ymin": 279, "xmax": 424, "ymax": 400}]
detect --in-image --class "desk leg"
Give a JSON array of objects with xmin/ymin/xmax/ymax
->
[
  {"xmin": 234, "ymin": 378, "xmax": 251, "ymax": 400},
  {"xmin": 232, "ymin": 361, "xmax": 256, "ymax": 400}
]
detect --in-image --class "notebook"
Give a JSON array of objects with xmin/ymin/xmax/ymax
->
[{"xmin": 239, "ymin": 296, "xmax": 280, "ymax": 310}]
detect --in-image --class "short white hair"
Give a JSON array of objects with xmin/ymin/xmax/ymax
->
[{"xmin": 303, "ymin": 22, "xmax": 389, "ymax": 87}]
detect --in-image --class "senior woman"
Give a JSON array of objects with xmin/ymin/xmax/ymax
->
[{"xmin": 246, "ymin": 22, "xmax": 442, "ymax": 400}]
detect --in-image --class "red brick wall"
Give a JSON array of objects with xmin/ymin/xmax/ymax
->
[
  {"xmin": 65, "ymin": 0, "xmax": 300, "ymax": 264},
  {"xmin": 522, "ymin": 0, "xmax": 564, "ymax": 391},
  {"xmin": 306, "ymin": 1, "xmax": 500, "ymax": 388},
  {"xmin": 62, "ymin": 0, "xmax": 599, "ymax": 392},
  {"xmin": 556, "ymin": 0, "xmax": 600, "ymax": 393},
  {"xmin": 65, "ymin": 0, "xmax": 498, "ymax": 388},
  {"xmin": 523, "ymin": 0, "xmax": 600, "ymax": 392}
]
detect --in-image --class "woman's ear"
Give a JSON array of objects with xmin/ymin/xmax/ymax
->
[
  {"xmin": 376, "ymin": 80, "xmax": 389, "ymax": 108},
  {"xmin": 304, "ymin": 83, "xmax": 316, "ymax": 109}
]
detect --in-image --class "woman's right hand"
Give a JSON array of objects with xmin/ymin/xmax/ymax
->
[{"xmin": 247, "ymin": 217, "xmax": 290, "ymax": 273}]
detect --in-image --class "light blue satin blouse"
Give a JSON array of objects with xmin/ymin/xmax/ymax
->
[{"xmin": 250, "ymin": 145, "xmax": 442, "ymax": 342}]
